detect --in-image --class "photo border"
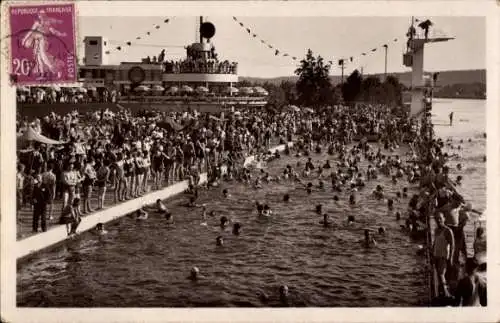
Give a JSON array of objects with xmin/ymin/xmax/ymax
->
[{"xmin": 1, "ymin": 1, "xmax": 499, "ymax": 322}]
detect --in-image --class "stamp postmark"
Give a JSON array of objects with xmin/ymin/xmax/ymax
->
[{"xmin": 8, "ymin": 3, "xmax": 77, "ymax": 85}]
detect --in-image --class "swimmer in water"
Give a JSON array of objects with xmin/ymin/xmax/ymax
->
[
  {"xmin": 156, "ymin": 199, "xmax": 167, "ymax": 212},
  {"xmin": 279, "ymin": 285, "xmax": 289, "ymax": 305},
  {"xmin": 333, "ymin": 195, "xmax": 339, "ymax": 202},
  {"xmin": 283, "ymin": 194, "xmax": 290, "ymax": 202},
  {"xmin": 455, "ymin": 175, "xmax": 463, "ymax": 186},
  {"xmin": 254, "ymin": 178, "xmax": 263, "ymax": 189},
  {"xmin": 223, "ymin": 188, "xmax": 231, "ymax": 198},
  {"xmin": 378, "ymin": 227, "xmax": 386, "ymax": 235},
  {"xmin": 363, "ymin": 229, "xmax": 377, "ymax": 247},
  {"xmin": 136, "ymin": 208, "xmax": 148, "ymax": 221},
  {"xmin": 233, "ymin": 222, "xmax": 242, "ymax": 235},
  {"xmin": 164, "ymin": 211, "xmax": 174, "ymax": 224},
  {"xmin": 373, "ymin": 185, "xmax": 384, "ymax": 200},
  {"xmin": 261, "ymin": 204, "xmax": 272, "ymax": 217},
  {"xmin": 220, "ymin": 216, "xmax": 229, "ymax": 229},
  {"xmin": 186, "ymin": 196, "xmax": 198, "ymax": 207},
  {"xmin": 402, "ymin": 187, "xmax": 408, "ymax": 198},
  {"xmin": 347, "ymin": 215, "xmax": 355, "ymax": 225},
  {"xmin": 315, "ymin": 204, "xmax": 323, "ymax": 215},
  {"xmin": 457, "ymin": 163, "xmax": 463, "ymax": 171},
  {"xmin": 95, "ymin": 223, "xmax": 108, "ymax": 235},
  {"xmin": 349, "ymin": 194, "xmax": 356, "ymax": 205},
  {"xmin": 188, "ymin": 266, "xmax": 205, "ymax": 281},
  {"xmin": 319, "ymin": 213, "xmax": 332, "ymax": 227},
  {"xmin": 216, "ymin": 235, "xmax": 224, "ymax": 246},
  {"xmin": 396, "ymin": 211, "xmax": 401, "ymax": 221},
  {"xmin": 387, "ymin": 199, "xmax": 394, "ymax": 211}
]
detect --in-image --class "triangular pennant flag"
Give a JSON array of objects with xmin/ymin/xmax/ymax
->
[
  {"xmin": 164, "ymin": 19, "xmax": 170, "ymax": 23},
  {"xmin": 268, "ymin": 44, "xmax": 273, "ymax": 49},
  {"xmin": 233, "ymin": 16, "xmax": 237, "ymax": 21},
  {"xmin": 116, "ymin": 46, "xmax": 122, "ymax": 50},
  {"xmin": 252, "ymin": 34, "xmax": 257, "ymax": 38},
  {"xmin": 246, "ymin": 28, "xmax": 251, "ymax": 33},
  {"xmin": 292, "ymin": 56, "xmax": 297, "ymax": 60},
  {"xmin": 328, "ymin": 60, "xmax": 333, "ymax": 64},
  {"xmin": 105, "ymin": 51, "xmax": 110, "ymax": 54},
  {"xmin": 147, "ymin": 32, "xmax": 151, "ymax": 35},
  {"xmin": 383, "ymin": 44, "xmax": 388, "ymax": 48},
  {"xmin": 362, "ymin": 53, "xmax": 366, "ymax": 56},
  {"xmin": 394, "ymin": 38, "xmax": 398, "ymax": 41},
  {"xmin": 371, "ymin": 48, "xmax": 377, "ymax": 52},
  {"xmin": 126, "ymin": 41, "xmax": 131, "ymax": 46},
  {"xmin": 155, "ymin": 25, "xmax": 160, "ymax": 29},
  {"xmin": 261, "ymin": 40, "xmax": 265, "ymax": 44},
  {"xmin": 283, "ymin": 53, "xmax": 289, "ymax": 57},
  {"xmin": 136, "ymin": 36, "xmax": 141, "ymax": 40},
  {"xmin": 275, "ymin": 49, "xmax": 280, "ymax": 56},
  {"xmin": 239, "ymin": 22, "xmax": 244, "ymax": 27}
]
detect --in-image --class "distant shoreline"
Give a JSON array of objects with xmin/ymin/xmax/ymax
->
[{"xmin": 433, "ymin": 95, "xmax": 486, "ymax": 100}]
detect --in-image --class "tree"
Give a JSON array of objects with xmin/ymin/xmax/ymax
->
[
  {"xmin": 341, "ymin": 69, "xmax": 363, "ymax": 103},
  {"xmin": 294, "ymin": 49, "xmax": 333, "ymax": 108}
]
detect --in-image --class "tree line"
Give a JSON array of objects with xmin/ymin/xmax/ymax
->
[{"xmin": 240, "ymin": 49, "xmax": 405, "ymax": 109}]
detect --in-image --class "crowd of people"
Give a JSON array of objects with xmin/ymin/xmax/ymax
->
[
  {"xmin": 16, "ymin": 102, "xmax": 486, "ymax": 306},
  {"xmin": 164, "ymin": 59, "xmax": 238, "ymax": 75},
  {"xmin": 16, "ymin": 87, "xmax": 118, "ymax": 104}
]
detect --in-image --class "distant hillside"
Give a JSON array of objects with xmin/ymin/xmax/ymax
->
[{"xmin": 241, "ymin": 69, "xmax": 486, "ymax": 88}]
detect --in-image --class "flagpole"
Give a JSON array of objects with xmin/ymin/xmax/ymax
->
[{"xmin": 384, "ymin": 45, "xmax": 388, "ymax": 79}]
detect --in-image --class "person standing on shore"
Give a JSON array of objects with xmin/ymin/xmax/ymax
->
[
  {"xmin": 32, "ymin": 175, "xmax": 51, "ymax": 233},
  {"xmin": 449, "ymin": 112, "xmax": 454, "ymax": 126},
  {"xmin": 432, "ymin": 212, "xmax": 455, "ymax": 298}
]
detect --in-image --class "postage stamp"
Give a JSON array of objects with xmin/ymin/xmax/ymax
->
[{"xmin": 8, "ymin": 3, "xmax": 77, "ymax": 85}]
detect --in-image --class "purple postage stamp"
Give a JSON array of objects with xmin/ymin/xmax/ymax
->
[{"xmin": 9, "ymin": 3, "xmax": 77, "ymax": 85}]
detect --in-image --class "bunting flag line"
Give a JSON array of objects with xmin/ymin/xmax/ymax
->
[
  {"xmin": 232, "ymin": 16, "xmax": 403, "ymax": 70},
  {"xmin": 105, "ymin": 17, "xmax": 172, "ymax": 55},
  {"xmin": 233, "ymin": 16, "xmax": 300, "ymax": 63}
]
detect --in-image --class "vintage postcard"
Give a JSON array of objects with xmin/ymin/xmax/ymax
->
[{"xmin": 1, "ymin": 1, "xmax": 499, "ymax": 323}]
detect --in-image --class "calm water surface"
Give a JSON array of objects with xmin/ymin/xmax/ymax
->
[{"xmin": 17, "ymin": 99, "xmax": 485, "ymax": 307}]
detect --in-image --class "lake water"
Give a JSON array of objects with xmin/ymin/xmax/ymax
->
[{"xmin": 17, "ymin": 99, "xmax": 486, "ymax": 307}]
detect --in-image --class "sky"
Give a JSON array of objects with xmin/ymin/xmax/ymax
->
[{"xmin": 78, "ymin": 16, "xmax": 485, "ymax": 78}]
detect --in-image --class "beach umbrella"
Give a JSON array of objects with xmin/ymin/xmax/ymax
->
[
  {"xmin": 152, "ymin": 85, "xmax": 165, "ymax": 92},
  {"xmin": 49, "ymin": 85, "xmax": 61, "ymax": 92},
  {"xmin": 225, "ymin": 86, "xmax": 239, "ymax": 94},
  {"xmin": 196, "ymin": 86, "xmax": 209, "ymax": 93},
  {"xmin": 168, "ymin": 86, "xmax": 179, "ymax": 94},
  {"xmin": 239, "ymin": 87, "xmax": 254, "ymax": 95},
  {"xmin": 135, "ymin": 85, "xmax": 150, "ymax": 92},
  {"xmin": 181, "ymin": 85, "xmax": 194, "ymax": 93}
]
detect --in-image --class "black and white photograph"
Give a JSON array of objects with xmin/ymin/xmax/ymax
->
[{"xmin": 1, "ymin": 1, "xmax": 499, "ymax": 322}]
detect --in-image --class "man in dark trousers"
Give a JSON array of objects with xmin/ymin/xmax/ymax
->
[{"xmin": 32, "ymin": 175, "xmax": 51, "ymax": 233}]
